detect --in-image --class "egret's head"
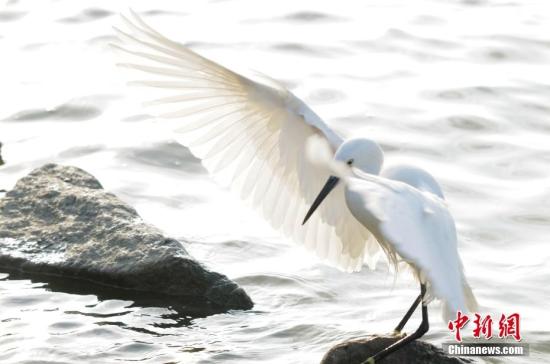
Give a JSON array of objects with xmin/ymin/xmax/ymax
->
[
  {"xmin": 334, "ymin": 138, "xmax": 384, "ymax": 175},
  {"xmin": 302, "ymin": 138, "xmax": 384, "ymax": 225}
]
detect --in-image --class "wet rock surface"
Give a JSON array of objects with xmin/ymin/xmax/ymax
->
[
  {"xmin": 321, "ymin": 335, "xmax": 473, "ymax": 364},
  {"xmin": 0, "ymin": 163, "xmax": 253, "ymax": 311}
]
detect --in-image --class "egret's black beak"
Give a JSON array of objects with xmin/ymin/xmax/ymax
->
[{"xmin": 302, "ymin": 175, "xmax": 340, "ymax": 225}]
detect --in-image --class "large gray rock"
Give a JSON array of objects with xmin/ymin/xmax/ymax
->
[
  {"xmin": 321, "ymin": 335, "xmax": 473, "ymax": 364},
  {"xmin": 0, "ymin": 163, "xmax": 253, "ymax": 311}
]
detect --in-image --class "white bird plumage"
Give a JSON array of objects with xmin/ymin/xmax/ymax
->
[
  {"xmin": 113, "ymin": 12, "xmax": 477, "ymax": 326},
  {"xmin": 307, "ymin": 137, "xmax": 478, "ymax": 321},
  {"xmin": 346, "ymin": 172, "xmax": 477, "ymax": 320},
  {"xmin": 112, "ymin": 11, "xmax": 381, "ymax": 273}
]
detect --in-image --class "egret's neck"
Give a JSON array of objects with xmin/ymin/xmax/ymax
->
[{"xmin": 381, "ymin": 165, "xmax": 444, "ymax": 199}]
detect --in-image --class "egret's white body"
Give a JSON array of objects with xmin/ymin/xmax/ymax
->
[
  {"xmin": 345, "ymin": 171, "xmax": 476, "ymax": 319},
  {"xmin": 113, "ymin": 12, "xmax": 477, "ymax": 323}
]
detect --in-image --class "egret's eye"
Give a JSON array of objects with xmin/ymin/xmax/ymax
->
[{"xmin": 347, "ymin": 159, "xmax": 354, "ymax": 166}]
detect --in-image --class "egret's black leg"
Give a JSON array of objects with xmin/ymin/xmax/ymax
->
[
  {"xmin": 362, "ymin": 284, "xmax": 429, "ymax": 364},
  {"xmin": 393, "ymin": 293, "xmax": 422, "ymax": 334}
]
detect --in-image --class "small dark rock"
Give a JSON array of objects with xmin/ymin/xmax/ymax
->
[
  {"xmin": 0, "ymin": 163, "xmax": 253, "ymax": 311},
  {"xmin": 321, "ymin": 335, "xmax": 473, "ymax": 364}
]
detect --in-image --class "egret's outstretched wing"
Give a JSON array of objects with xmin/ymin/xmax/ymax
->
[
  {"xmin": 345, "ymin": 176, "xmax": 477, "ymax": 318},
  {"xmin": 113, "ymin": 12, "xmax": 381, "ymax": 272}
]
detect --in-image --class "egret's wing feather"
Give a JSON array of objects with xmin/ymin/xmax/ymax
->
[
  {"xmin": 346, "ymin": 176, "xmax": 477, "ymax": 317},
  {"xmin": 114, "ymin": 12, "xmax": 381, "ymax": 272}
]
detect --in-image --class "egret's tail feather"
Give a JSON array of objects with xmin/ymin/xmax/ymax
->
[
  {"xmin": 441, "ymin": 278, "xmax": 478, "ymax": 322},
  {"xmin": 463, "ymin": 280, "xmax": 479, "ymax": 313}
]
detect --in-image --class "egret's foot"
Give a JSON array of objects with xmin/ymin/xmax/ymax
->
[
  {"xmin": 363, "ymin": 357, "xmax": 375, "ymax": 364},
  {"xmin": 392, "ymin": 329, "xmax": 406, "ymax": 338}
]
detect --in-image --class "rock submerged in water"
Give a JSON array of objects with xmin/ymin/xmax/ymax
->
[
  {"xmin": 0, "ymin": 163, "xmax": 253, "ymax": 311},
  {"xmin": 321, "ymin": 335, "xmax": 472, "ymax": 364}
]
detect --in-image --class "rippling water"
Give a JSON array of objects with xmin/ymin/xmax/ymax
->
[{"xmin": 1, "ymin": 0, "xmax": 550, "ymax": 363}]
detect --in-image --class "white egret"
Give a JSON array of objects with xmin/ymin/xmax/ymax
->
[
  {"xmin": 113, "ymin": 12, "xmax": 477, "ymax": 363},
  {"xmin": 303, "ymin": 138, "xmax": 478, "ymax": 362}
]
